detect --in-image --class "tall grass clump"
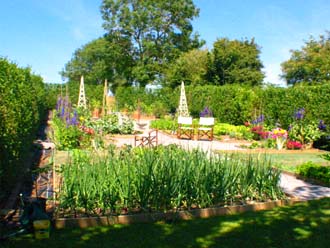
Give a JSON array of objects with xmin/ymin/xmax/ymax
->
[{"xmin": 58, "ymin": 145, "xmax": 284, "ymax": 216}]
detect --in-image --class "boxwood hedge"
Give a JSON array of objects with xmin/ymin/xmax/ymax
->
[{"xmin": 0, "ymin": 58, "xmax": 47, "ymax": 200}]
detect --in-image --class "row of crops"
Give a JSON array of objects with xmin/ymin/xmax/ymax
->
[{"xmin": 58, "ymin": 145, "xmax": 284, "ymax": 216}]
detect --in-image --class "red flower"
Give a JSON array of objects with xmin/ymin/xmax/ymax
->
[
  {"xmin": 251, "ymin": 126, "xmax": 263, "ymax": 133},
  {"xmin": 259, "ymin": 131, "xmax": 270, "ymax": 139},
  {"xmin": 286, "ymin": 140, "xmax": 302, "ymax": 149}
]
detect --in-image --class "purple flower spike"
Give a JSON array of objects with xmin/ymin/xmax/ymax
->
[
  {"xmin": 258, "ymin": 114, "xmax": 265, "ymax": 123},
  {"xmin": 294, "ymin": 108, "xmax": 305, "ymax": 120},
  {"xmin": 200, "ymin": 107, "xmax": 213, "ymax": 117},
  {"xmin": 56, "ymin": 96, "xmax": 62, "ymax": 111},
  {"xmin": 318, "ymin": 120, "xmax": 326, "ymax": 131},
  {"xmin": 251, "ymin": 114, "xmax": 265, "ymax": 125},
  {"xmin": 71, "ymin": 110, "xmax": 78, "ymax": 126},
  {"xmin": 61, "ymin": 106, "xmax": 65, "ymax": 118}
]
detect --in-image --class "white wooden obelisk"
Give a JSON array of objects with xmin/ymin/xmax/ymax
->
[
  {"xmin": 177, "ymin": 81, "xmax": 189, "ymax": 117},
  {"xmin": 77, "ymin": 75, "xmax": 87, "ymax": 109}
]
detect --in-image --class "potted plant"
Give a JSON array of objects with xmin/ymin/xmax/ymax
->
[{"xmin": 91, "ymin": 99, "xmax": 101, "ymax": 118}]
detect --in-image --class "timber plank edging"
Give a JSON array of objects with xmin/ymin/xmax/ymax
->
[{"xmin": 54, "ymin": 199, "xmax": 301, "ymax": 229}]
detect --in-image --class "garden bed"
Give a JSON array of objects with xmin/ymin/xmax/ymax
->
[
  {"xmin": 39, "ymin": 129, "xmax": 330, "ymax": 229},
  {"xmin": 51, "ymin": 145, "xmax": 286, "ymax": 222},
  {"xmin": 54, "ymin": 198, "xmax": 301, "ymax": 229}
]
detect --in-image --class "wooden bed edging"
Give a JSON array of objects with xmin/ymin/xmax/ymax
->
[{"xmin": 54, "ymin": 199, "xmax": 302, "ymax": 229}]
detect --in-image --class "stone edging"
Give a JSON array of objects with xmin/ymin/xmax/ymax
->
[{"xmin": 54, "ymin": 199, "xmax": 301, "ymax": 229}]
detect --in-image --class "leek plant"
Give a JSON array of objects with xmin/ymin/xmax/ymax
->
[{"xmin": 58, "ymin": 145, "xmax": 284, "ymax": 216}]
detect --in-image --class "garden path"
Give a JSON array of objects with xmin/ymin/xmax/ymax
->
[
  {"xmin": 113, "ymin": 129, "xmax": 330, "ymax": 201},
  {"xmin": 280, "ymin": 173, "xmax": 330, "ymax": 200}
]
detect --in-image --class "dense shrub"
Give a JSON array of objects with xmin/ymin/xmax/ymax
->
[
  {"xmin": 297, "ymin": 161, "xmax": 330, "ymax": 185},
  {"xmin": 187, "ymin": 85, "xmax": 260, "ymax": 125},
  {"xmin": 150, "ymin": 119, "xmax": 177, "ymax": 131},
  {"xmin": 213, "ymin": 123, "xmax": 253, "ymax": 140},
  {"xmin": 115, "ymin": 86, "xmax": 176, "ymax": 115},
  {"xmin": 0, "ymin": 58, "xmax": 47, "ymax": 199}
]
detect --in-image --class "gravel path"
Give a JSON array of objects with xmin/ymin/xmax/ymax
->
[
  {"xmin": 114, "ymin": 129, "xmax": 330, "ymax": 201},
  {"xmin": 280, "ymin": 173, "xmax": 330, "ymax": 200}
]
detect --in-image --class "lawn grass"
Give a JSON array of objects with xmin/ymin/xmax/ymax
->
[
  {"xmin": 219, "ymin": 150, "xmax": 330, "ymax": 173},
  {"xmin": 266, "ymin": 152, "xmax": 329, "ymax": 173},
  {"xmin": 2, "ymin": 198, "xmax": 330, "ymax": 248}
]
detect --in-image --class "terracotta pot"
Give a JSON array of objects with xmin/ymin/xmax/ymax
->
[
  {"xmin": 92, "ymin": 108, "xmax": 100, "ymax": 118},
  {"xmin": 303, "ymin": 142, "xmax": 313, "ymax": 149}
]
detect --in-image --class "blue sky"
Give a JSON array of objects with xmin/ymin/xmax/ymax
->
[{"xmin": 1, "ymin": 0, "xmax": 330, "ymax": 85}]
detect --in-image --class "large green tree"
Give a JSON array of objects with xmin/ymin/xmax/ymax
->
[
  {"xmin": 101, "ymin": 0, "xmax": 203, "ymax": 87},
  {"xmin": 206, "ymin": 38, "xmax": 264, "ymax": 86},
  {"xmin": 165, "ymin": 49, "xmax": 208, "ymax": 88},
  {"xmin": 62, "ymin": 35, "xmax": 133, "ymax": 91},
  {"xmin": 281, "ymin": 32, "xmax": 330, "ymax": 86}
]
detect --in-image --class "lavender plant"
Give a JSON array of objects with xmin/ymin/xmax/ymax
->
[{"xmin": 50, "ymin": 96, "xmax": 84, "ymax": 150}]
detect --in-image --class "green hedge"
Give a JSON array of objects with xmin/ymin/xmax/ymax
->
[
  {"xmin": 297, "ymin": 161, "xmax": 330, "ymax": 185},
  {"xmin": 0, "ymin": 58, "xmax": 47, "ymax": 199},
  {"xmin": 186, "ymin": 84, "xmax": 330, "ymax": 128},
  {"xmin": 187, "ymin": 85, "xmax": 260, "ymax": 125},
  {"xmin": 49, "ymin": 82, "xmax": 330, "ymax": 130},
  {"xmin": 110, "ymin": 83, "xmax": 330, "ymax": 129}
]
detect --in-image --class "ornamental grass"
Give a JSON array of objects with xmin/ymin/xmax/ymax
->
[{"xmin": 57, "ymin": 145, "xmax": 284, "ymax": 216}]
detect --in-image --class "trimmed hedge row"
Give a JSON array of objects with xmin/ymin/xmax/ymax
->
[
  {"xmin": 186, "ymin": 84, "xmax": 330, "ymax": 128},
  {"xmin": 115, "ymin": 84, "xmax": 330, "ymax": 129},
  {"xmin": 0, "ymin": 58, "xmax": 47, "ymax": 200},
  {"xmin": 44, "ymin": 81, "xmax": 330, "ymax": 130},
  {"xmin": 50, "ymin": 82, "xmax": 330, "ymax": 131}
]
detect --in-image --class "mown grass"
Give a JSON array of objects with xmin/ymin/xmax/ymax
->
[
  {"xmin": 220, "ymin": 150, "xmax": 330, "ymax": 174},
  {"xmin": 2, "ymin": 198, "xmax": 330, "ymax": 248}
]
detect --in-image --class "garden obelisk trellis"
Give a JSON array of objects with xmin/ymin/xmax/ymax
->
[
  {"xmin": 102, "ymin": 79, "xmax": 108, "ymax": 116},
  {"xmin": 177, "ymin": 81, "xmax": 189, "ymax": 117},
  {"xmin": 77, "ymin": 75, "xmax": 87, "ymax": 109}
]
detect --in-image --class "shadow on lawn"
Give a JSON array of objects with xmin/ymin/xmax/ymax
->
[{"xmin": 3, "ymin": 198, "xmax": 330, "ymax": 248}]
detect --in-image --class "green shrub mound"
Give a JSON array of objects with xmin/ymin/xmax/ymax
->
[
  {"xmin": 213, "ymin": 123, "xmax": 253, "ymax": 140},
  {"xmin": 150, "ymin": 119, "xmax": 177, "ymax": 131},
  {"xmin": 58, "ymin": 145, "xmax": 284, "ymax": 216},
  {"xmin": 297, "ymin": 161, "xmax": 330, "ymax": 185}
]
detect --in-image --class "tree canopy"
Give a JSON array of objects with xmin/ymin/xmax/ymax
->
[
  {"xmin": 281, "ymin": 32, "xmax": 330, "ymax": 86},
  {"xmin": 62, "ymin": 35, "xmax": 133, "ymax": 91},
  {"xmin": 62, "ymin": 2, "xmax": 270, "ymax": 89},
  {"xmin": 165, "ymin": 49, "xmax": 208, "ymax": 88},
  {"xmin": 206, "ymin": 38, "xmax": 264, "ymax": 86},
  {"xmin": 101, "ymin": 0, "xmax": 203, "ymax": 87}
]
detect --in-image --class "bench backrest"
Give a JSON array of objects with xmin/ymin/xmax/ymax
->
[
  {"xmin": 178, "ymin": 116, "xmax": 193, "ymax": 125},
  {"xmin": 199, "ymin": 117, "xmax": 214, "ymax": 126}
]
